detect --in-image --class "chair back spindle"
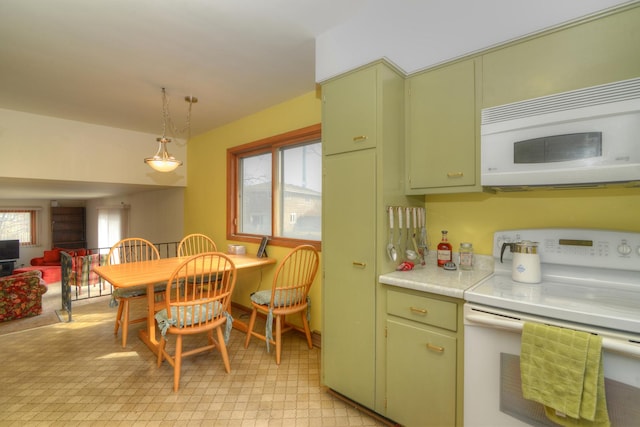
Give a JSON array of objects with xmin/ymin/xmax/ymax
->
[
  {"xmin": 107, "ymin": 238, "xmax": 160, "ymax": 265},
  {"xmin": 271, "ymin": 246, "xmax": 319, "ymax": 312},
  {"xmin": 177, "ymin": 233, "xmax": 217, "ymax": 257}
]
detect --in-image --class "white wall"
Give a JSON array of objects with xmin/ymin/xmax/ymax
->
[
  {"xmin": 0, "ymin": 108, "xmax": 187, "ymax": 266},
  {"xmin": 0, "ymin": 108, "xmax": 187, "ymax": 187},
  {"xmin": 315, "ymin": 0, "xmax": 630, "ymax": 81},
  {"xmin": 1, "ymin": 191, "xmax": 183, "ymax": 268},
  {"xmin": 0, "ymin": 199, "xmax": 53, "ymax": 268},
  {"xmin": 85, "ymin": 188, "xmax": 184, "ymax": 249}
]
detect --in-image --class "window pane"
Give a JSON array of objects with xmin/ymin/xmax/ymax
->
[
  {"xmin": 279, "ymin": 141, "xmax": 322, "ymax": 240},
  {"xmin": 227, "ymin": 123, "xmax": 321, "ymax": 249},
  {"xmin": 0, "ymin": 211, "xmax": 35, "ymax": 244},
  {"xmin": 239, "ymin": 152, "xmax": 272, "ymax": 235},
  {"xmin": 98, "ymin": 207, "xmax": 129, "ymax": 249}
]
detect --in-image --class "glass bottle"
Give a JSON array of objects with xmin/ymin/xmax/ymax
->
[
  {"xmin": 459, "ymin": 242, "xmax": 474, "ymax": 270},
  {"xmin": 437, "ymin": 230, "xmax": 452, "ymax": 267}
]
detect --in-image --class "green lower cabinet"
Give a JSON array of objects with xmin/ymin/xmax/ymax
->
[{"xmin": 386, "ymin": 318, "xmax": 457, "ymax": 427}]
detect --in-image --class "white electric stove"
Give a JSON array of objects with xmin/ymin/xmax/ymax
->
[
  {"xmin": 463, "ymin": 228, "xmax": 640, "ymax": 426},
  {"xmin": 466, "ymin": 228, "xmax": 640, "ymax": 336}
]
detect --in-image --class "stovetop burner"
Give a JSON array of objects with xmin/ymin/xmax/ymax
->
[{"xmin": 464, "ymin": 228, "xmax": 640, "ymax": 334}]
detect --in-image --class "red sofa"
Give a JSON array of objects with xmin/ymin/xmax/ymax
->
[
  {"xmin": 19, "ymin": 247, "xmax": 93, "ymax": 285},
  {"xmin": 12, "ymin": 266, "xmax": 61, "ymax": 284}
]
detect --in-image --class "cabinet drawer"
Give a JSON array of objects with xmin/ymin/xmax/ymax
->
[{"xmin": 387, "ymin": 289, "xmax": 457, "ymax": 331}]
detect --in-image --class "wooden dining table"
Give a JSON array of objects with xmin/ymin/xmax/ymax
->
[{"xmin": 93, "ymin": 254, "xmax": 276, "ymax": 354}]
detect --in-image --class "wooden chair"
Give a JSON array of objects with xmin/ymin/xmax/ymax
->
[
  {"xmin": 178, "ymin": 233, "xmax": 217, "ymax": 257},
  {"xmin": 107, "ymin": 237, "xmax": 161, "ymax": 348},
  {"xmin": 178, "ymin": 234, "xmax": 219, "ymax": 288},
  {"xmin": 155, "ymin": 252, "xmax": 237, "ymax": 392},
  {"xmin": 244, "ymin": 244, "xmax": 320, "ymax": 364}
]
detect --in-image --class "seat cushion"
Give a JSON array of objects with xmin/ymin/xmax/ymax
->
[
  {"xmin": 13, "ymin": 266, "xmax": 61, "ymax": 285},
  {"xmin": 154, "ymin": 300, "xmax": 232, "ymax": 342},
  {"xmin": 250, "ymin": 289, "xmax": 306, "ymax": 307},
  {"xmin": 109, "ymin": 282, "xmax": 166, "ymax": 307},
  {"xmin": 43, "ymin": 249, "xmax": 61, "ymax": 264},
  {"xmin": 112, "ymin": 284, "xmax": 148, "ymax": 299},
  {"xmin": 250, "ymin": 290, "xmax": 311, "ymax": 353}
]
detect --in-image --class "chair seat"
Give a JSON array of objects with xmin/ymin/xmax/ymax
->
[
  {"xmin": 155, "ymin": 300, "xmax": 230, "ymax": 336},
  {"xmin": 112, "ymin": 285, "xmax": 147, "ymax": 299},
  {"xmin": 249, "ymin": 291, "xmax": 311, "ymax": 353},
  {"xmin": 250, "ymin": 289, "xmax": 306, "ymax": 307},
  {"xmin": 111, "ymin": 282, "xmax": 166, "ymax": 305}
]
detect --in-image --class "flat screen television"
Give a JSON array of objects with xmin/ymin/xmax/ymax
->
[{"xmin": 0, "ymin": 239, "xmax": 20, "ymax": 261}]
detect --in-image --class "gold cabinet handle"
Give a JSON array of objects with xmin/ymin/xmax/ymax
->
[
  {"xmin": 447, "ymin": 172, "xmax": 464, "ymax": 178},
  {"xmin": 352, "ymin": 261, "xmax": 366, "ymax": 268},
  {"xmin": 427, "ymin": 343, "xmax": 444, "ymax": 353},
  {"xmin": 409, "ymin": 306, "xmax": 427, "ymax": 315},
  {"xmin": 353, "ymin": 135, "xmax": 368, "ymax": 142}
]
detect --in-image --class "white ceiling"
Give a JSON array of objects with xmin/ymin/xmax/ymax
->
[
  {"xmin": 0, "ymin": 0, "xmax": 369, "ymax": 136},
  {"xmin": 0, "ymin": 0, "xmax": 633, "ymax": 200},
  {"xmin": 0, "ymin": 0, "xmax": 369, "ymax": 200}
]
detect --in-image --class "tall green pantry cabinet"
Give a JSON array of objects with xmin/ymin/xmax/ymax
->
[{"xmin": 321, "ymin": 60, "xmax": 418, "ymax": 415}]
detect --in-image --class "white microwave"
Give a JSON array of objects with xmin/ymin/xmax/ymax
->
[{"xmin": 481, "ymin": 77, "xmax": 640, "ymax": 190}]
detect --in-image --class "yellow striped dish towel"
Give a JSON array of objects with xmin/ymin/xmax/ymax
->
[{"xmin": 520, "ymin": 322, "xmax": 610, "ymax": 427}]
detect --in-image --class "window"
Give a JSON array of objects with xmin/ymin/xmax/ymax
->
[
  {"xmin": 97, "ymin": 206, "xmax": 130, "ymax": 251},
  {"xmin": 0, "ymin": 208, "xmax": 40, "ymax": 246},
  {"xmin": 228, "ymin": 124, "xmax": 321, "ymax": 250}
]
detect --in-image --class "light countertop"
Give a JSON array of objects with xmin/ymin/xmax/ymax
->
[{"xmin": 378, "ymin": 253, "xmax": 494, "ymax": 299}]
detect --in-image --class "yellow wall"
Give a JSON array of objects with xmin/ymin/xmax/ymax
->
[
  {"xmin": 425, "ymin": 187, "xmax": 640, "ymax": 256},
  {"xmin": 184, "ymin": 90, "xmax": 323, "ymax": 331},
  {"xmin": 185, "ymin": 88, "xmax": 640, "ymax": 335}
]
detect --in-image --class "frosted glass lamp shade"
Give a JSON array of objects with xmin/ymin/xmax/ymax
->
[{"xmin": 145, "ymin": 137, "xmax": 182, "ymax": 172}]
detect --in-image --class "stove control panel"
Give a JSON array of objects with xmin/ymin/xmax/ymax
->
[{"xmin": 493, "ymin": 228, "xmax": 640, "ymax": 271}]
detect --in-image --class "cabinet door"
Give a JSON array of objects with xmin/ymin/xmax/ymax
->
[
  {"xmin": 406, "ymin": 59, "xmax": 477, "ymax": 192},
  {"xmin": 483, "ymin": 6, "xmax": 640, "ymax": 107},
  {"xmin": 386, "ymin": 318, "xmax": 457, "ymax": 427},
  {"xmin": 322, "ymin": 149, "xmax": 377, "ymax": 409},
  {"xmin": 322, "ymin": 67, "xmax": 377, "ymax": 155}
]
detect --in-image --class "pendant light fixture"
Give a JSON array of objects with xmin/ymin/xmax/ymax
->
[{"xmin": 144, "ymin": 88, "xmax": 198, "ymax": 172}]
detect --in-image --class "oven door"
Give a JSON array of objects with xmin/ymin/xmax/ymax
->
[{"xmin": 463, "ymin": 303, "xmax": 640, "ymax": 427}]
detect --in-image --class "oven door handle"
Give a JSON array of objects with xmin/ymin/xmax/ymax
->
[{"xmin": 466, "ymin": 312, "xmax": 640, "ymax": 359}]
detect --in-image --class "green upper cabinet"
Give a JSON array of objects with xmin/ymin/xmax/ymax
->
[
  {"xmin": 322, "ymin": 60, "xmax": 414, "ymax": 416},
  {"xmin": 322, "ymin": 66, "xmax": 378, "ymax": 155},
  {"xmin": 405, "ymin": 58, "xmax": 481, "ymax": 194},
  {"xmin": 483, "ymin": 5, "xmax": 640, "ymax": 108}
]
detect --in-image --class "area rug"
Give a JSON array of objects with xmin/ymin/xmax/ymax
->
[{"xmin": 0, "ymin": 282, "xmax": 112, "ymax": 336}]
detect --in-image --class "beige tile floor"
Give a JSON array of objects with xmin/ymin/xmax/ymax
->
[{"xmin": 0, "ymin": 299, "xmax": 389, "ymax": 427}]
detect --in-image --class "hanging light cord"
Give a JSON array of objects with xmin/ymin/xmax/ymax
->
[{"xmin": 161, "ymin": 87, "xmax": 197, "ymax": 141}]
